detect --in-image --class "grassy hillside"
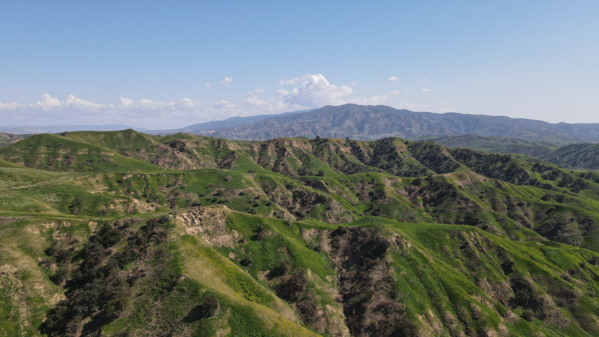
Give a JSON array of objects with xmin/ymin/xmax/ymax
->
[
  {"xmin": 2, "ymin": 130, "xmax": 599, "ymax": 336},
  {"xmin": 418, "ymin": 134, "xmax": 559, "ymax": 157},
  {"xmin": 0, "ymin": 158, "xmax": 25, "ymax": 168},
  {"xmin": 542, "ymin": 143, "xmax": 599, "ymax": 171},
  {"xmin": 0, "ymin": 133, "xmax": 168, "ymax": 173}
]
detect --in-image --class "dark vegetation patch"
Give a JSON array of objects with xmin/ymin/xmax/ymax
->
[
  {"xmin": 38, "ymin": 215, "xmax": 283, "ymax": 336},
  {"xmin": 328, "ymin": 226, "xmax": 417, "ymax": 337}
]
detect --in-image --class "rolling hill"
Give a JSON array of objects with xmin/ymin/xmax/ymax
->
[
  {"xmin": 417, "ymin": 134, "xmax": 559, "ymax": 157},
  {"xmin": 542, "ymin": 143, "xmax": 599, "ymax": 171},
  {"xmin": 0, "ymin": 132, "xmax": 168, "ymax": 173},
  {"xmin": 2, "ymin": 130, "xmax": 599, "ymax": 336}
]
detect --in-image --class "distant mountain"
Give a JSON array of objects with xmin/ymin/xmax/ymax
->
[
  {"xmin": 147, "ymin": 109, "xmax": 312, "ymax": 135},
  {"xmin": 419, "ymin": 134, "xmax": 559, "ymax": 157},
  {"xmin": 0, "ymin": 132, "xmax": 30, "ymax": 147},
  {"xmin": 194, "ymin": 104, "xmax": 599, "ymax": 145},
  {"xmin": 542, "ymin": 143, "xmax": 599, "ymax": 170},
  {"xmin": 0, "ymin": 124, "xmax": 147, "ymax": 134}
]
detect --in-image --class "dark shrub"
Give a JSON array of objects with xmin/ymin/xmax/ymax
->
[
  {"xmin": 522, "ymin": 309, "xmax": 535, "ymax": 322},
  {"xmin": 51, "ymin": 267, "xmax": 69, "ymax": 285}
]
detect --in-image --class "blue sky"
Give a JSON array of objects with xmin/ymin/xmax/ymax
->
[{"xmin": 0, "ymin": 1, "xmax": 597, "ymax": 129}]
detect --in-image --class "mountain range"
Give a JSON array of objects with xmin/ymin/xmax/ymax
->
[
  {"xmin": 2, "ymin": 129, "xmax": 599, "ymax": 336},
  {"xmin": 187, "ymin": 104, "xmax": 599, "ymax": 145}
]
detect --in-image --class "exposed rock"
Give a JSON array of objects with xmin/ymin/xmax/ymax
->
[{"xmin": 176, "ymin": 206, "xmax": 240, "ymax": 248}]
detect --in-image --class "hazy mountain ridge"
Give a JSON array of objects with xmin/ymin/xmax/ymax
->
[
  {"xmin": 0, "ymin": 124, "xmax": 147, "ymax": 134},
  {"xmin": 192, "ymin": 104, "xmax": 599, "ymax": 145},
  {"xmin": 146, "ymin": 109, "xmax": 313, "ymax": 135}
]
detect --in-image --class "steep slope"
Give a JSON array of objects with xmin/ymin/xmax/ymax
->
[
  {"xmin": 3, "ymin": 132, "xmax": 599, "ymax": 335},
  {"xmin": 419, "ymin": 134, "xmax": 558, "ymax": 157},
  {"xmin": 4, "ymin": 131, "xmax": 599, "ymax": 251},
  {"xmin": 4, "ymin": 207, "xmax": 599, "ymax": 336},
  {"xmin": 543, "ymin": 143, "xmax": 599, "ymax": 171},
  {"xmin": 194, "ymin": 104, "xmax": 599, "ymax": 144}
]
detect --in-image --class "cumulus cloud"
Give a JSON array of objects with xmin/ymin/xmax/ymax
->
[
  {"xmin": 206, "ymin": 83, "xmax": 212, "ymax": 88},
  {"xmin": 37, "ymin": 93, "xmax": 61, "ymax": 109},
  {"xmin": 120, "ymin": 96, "xmax": 133, "ymax": 107},
  {"xmin": 277, "ymin": 73, "xmax": 353, "ymax": 108},
  {"xmin": 0, "ymin": 94, "xmax": 206, "ymax": 129},
  {"xmin": 278, "ymin": 74, "xmax": 312, "ymax": 86},
  {"xmin": 220, "ymin": 77, "xmax": 233, "ymax": 86},
  {"xmin": 213, "ymin": 100, "xmax": 236, "ymax": 109},
  {"xmin": 421, "ymin": 88, "xmax": 431, "ymax": 92},
  {"xmin": 388, "ymin": 76, "xmax": 399, "ymax": 82},
  {"xmin": 0, "ymin": 74, "xmax": 426, "ymax": 129}
]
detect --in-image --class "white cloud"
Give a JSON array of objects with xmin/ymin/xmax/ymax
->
[
  {"xmin": 278, "ymin": 73, "xmax": 353, "ymax": 108},
  {"xmin": 0, "ymin": 102, "xmax": 20, "ymax": 110},
  {"xmin": 213, "ymin": 100, "xmax": 236, "ymax": 109},
  {"xmin": 206, "ymin": 82, "xmax": 212, "ymax": 88},
  {"xmin": 278, "ymin": 74, "xmax": 312, "ymax": 86},
  {"xmin": 0, "ymin": 74, "xmax": 426, "ymax": 129},
  {"xmin": 37, "ymin": 93, "xmax": 61, "ymax": 109},
  {"xmin": 248, "ymin": 88, "xmax": 264, "ymax": 95},
  {"xmin": 421, "ymin": 88, "xmax": 431, "ymax": 92},
  {"xmin": 350, "ymin": 81, "xmax": 357, "ymax": 87},
  {"xmin": 418, "ymin": 78, "xmax": 427, "ymax": 83},
  {"xmin": 120, "ymin": 96, "xmax": 133, "ymax": 107},
  {"xmin": 220, "ymin": 77, "xmax": 233, "ymax": 86},
  {"xmin": 388, "ymin": 76, "xmax": 399, "ymax": 82}
]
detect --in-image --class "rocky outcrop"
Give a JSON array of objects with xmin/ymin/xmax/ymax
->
[{"xmin": 176, "ymin": 206, "xmax": 240, "ymax": 247}]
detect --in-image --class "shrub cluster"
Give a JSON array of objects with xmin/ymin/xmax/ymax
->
[{"xmin": 41, "ymin": 218, "xmax": 168, "ymax": 336}]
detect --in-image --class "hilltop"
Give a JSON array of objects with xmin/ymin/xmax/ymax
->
[{"xmin": 1, "ymin": 130, "xmax": 599, "ymax": 336}]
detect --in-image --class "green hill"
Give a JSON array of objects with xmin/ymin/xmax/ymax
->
[
  {"xmin": 2, "ymin": 130, "xmax": 599, "ymax": 336},
  {"xmin": 0, "ymin": 133, "xmax": 168, "ymax": 173},
  {"xmin": 542, "ymin": 143, "xmax": 599, "ymax": 171},
  {"xmin": 0, "ymin": 158, "xmax": 25, "ymax": 168},
  {"xmin": 417, "ymin": 134, "xmax": 559, "ymax": 157}
]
